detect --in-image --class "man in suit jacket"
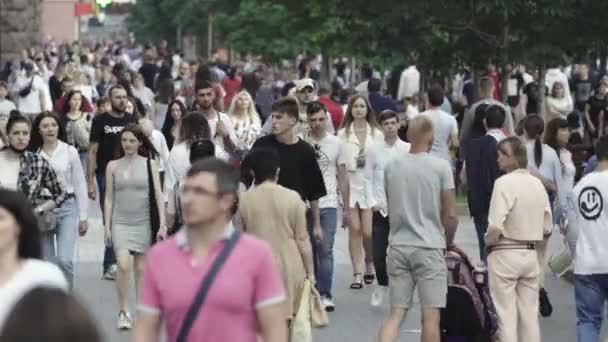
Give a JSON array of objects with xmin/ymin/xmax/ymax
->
[{"xmin": 464, "ymin": 105, "xmax": 507, "ymax": 262}]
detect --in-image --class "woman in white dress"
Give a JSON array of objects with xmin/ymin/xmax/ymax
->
[
  {"xmin": 227, "ymin": 90, "xmax": 262, "ymax": 163},
  {"xmin": 337, "ymin": 95, "xmax": 383, "ymax": 288}
]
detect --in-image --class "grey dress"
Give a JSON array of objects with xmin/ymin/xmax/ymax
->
[{"xmin": 111, "ymin": 156, "xmax": 152, "ymax": 253}]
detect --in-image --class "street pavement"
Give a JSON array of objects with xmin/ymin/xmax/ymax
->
[{"xmin": 73, "ymin": 205, "xmax": 591, "ymax": 342}]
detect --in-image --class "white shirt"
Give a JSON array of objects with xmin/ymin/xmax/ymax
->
[
  {"xmin": 420, "ymin": 108, "xmax": 458, "ymax": 161},
  {"xmin": 0, "ymin": 260, "xmax": 68, "ymax": 329},
  {"xmin": 569, "ymin": 170, "xmax": 608, "ymax": 275},
  {"xmin": 397, "ymin": 65, "xmax": 420, "ymax": 100},
  {"xmin": 0, "ymin": 98, "xmax": 16, "ymax": 116},
  {"xmin": 206, "ymin": 112, "xmax": 237, "ymax": 161},
  {"xmin": 39, "ymin": 141, "xmax": 88, "ymax": 220},
  {"xmin": 366, "ymin": 138, "xmax": 410, "ymax": 216},
  {"xmin": 11, "ymin": 74, "xmax": 49, "ymax": 114},
  {"xmin": 0, "ymin": 150, "xmax": 20, "ymax": 191},
  {"xmin": 149, "ymin": 130, "xmax": 170, "ymax": 172},
  {"xmin": 545, "ymin": 68, "xmax": 572, "ymax": 103},
  {"xmin": 306, "ymin": 133, "xmax": 347, "ymax": 209},
  {"xmin": 165, "ymin": 141, "xmax": 222, "ymax": 201}
]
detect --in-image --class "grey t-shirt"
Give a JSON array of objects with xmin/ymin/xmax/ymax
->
[{"xmin": 385, "ymin": 152, "xmax": 454, "ymax": 248}]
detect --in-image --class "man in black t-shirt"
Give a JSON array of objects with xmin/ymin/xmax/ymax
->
[
  {"xmin": 87, "ymin": 85, "xmax": 136, "ymax": 279},
  {"xmin": 243, "ymin": 97, "xmax": 327, "ymax": 242},
  {"xmin": 572, "ymin": 64, "xmax": 594, "ymax": 112}
]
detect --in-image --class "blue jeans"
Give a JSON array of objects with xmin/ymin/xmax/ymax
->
[
  {"xmin": 96, "ymin": 170, "xmax": 116, "ymax": 273},
  {"xmin": 41, "ymin": 197, "xmax": 78, "ymax": 288},
  {"xmin": 307, "ymin": 208, "xmax": 338, "ymax": 299},
  {"xmin": 575, "ymin": 274, "xmax": 608, "ymax": 342}
]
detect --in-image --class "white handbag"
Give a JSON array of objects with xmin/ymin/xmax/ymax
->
[{"xmin": 548, "ymin": 233, "xmax": 573, "ymax": 277}]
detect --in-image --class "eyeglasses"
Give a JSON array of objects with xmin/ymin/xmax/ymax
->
[{"xmin": 298, "ymin": 87, "xmax": 315, "ymax": 94}]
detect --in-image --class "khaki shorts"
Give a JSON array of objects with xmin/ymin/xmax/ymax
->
[{"xmin": 387, "ymin": 245, "xmax": 447, "ymax": 308}]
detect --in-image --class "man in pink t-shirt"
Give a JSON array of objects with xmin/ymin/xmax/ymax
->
[{"xmin": 134, "ymin": 158, "xmax": 287, "ymax": 342}]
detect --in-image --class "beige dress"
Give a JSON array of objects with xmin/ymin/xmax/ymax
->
[{"xmin": 238, "ymin": 182, "xmax": 308, "ymax": 319}]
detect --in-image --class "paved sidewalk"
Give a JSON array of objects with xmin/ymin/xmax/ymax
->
[{"xmin": 72, "ymin": 212, "xmax": 588, "ymax": 341}]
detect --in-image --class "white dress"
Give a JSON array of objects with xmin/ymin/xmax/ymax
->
[{"xmin": 338, "ymin": 125, "xmax": 383, "ymax": 209}]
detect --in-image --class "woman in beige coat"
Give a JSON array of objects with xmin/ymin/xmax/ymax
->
[{"xmin": 238, "ymin": 148, "xmax": 315, "ymax": 321}]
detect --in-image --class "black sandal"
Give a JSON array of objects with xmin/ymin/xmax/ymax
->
[
  {"xmin": 363, "ymin": 273, "xmax": 375, "ymax": 285},
  {"xmin": 350, "ymin": 273, "xmax": 363, "ymax": 289}
]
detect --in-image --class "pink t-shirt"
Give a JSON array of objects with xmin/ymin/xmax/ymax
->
[{"xmin": 138, "ymin": 230, "xmax": 286, "ymax": 342}]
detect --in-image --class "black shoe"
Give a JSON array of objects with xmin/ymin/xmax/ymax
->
[{"xmin": 539, "ymin": 288, "xmax": 553, "ymax": 317}]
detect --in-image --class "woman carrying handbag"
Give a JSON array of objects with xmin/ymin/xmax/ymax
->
[{"xmin": 103, "ymin": 124, "xmax": 166, "ymax": 331}]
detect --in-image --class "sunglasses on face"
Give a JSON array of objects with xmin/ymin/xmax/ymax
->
[{"xmin": 298, "ymin": 87, "xmax": 315, "ymax": 94}]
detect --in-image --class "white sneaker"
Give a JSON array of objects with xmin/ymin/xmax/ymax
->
[
  {"xmin": 322, "ymin": 297, "xmax": 335, "ymax": 312},
  {"xmin": 117, "ymin": 310, "xmax": 133, "ymax": 330},
  {"xmin": 370, "ymin": 285, "xmax": 388, "ymax": 307},
  {"xmin": 103, "ymin": 264, "xmax": 118, "ymax": 281}
]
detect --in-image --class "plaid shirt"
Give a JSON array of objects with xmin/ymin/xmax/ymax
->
[{"xmin": 18, "ymin": 150, "xmax": 66, "ymax": 206}]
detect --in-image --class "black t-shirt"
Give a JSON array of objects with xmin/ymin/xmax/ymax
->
[
  {"xmin": 243, "ymin": 135, "xmax": 327, "ymax": 202},
  {"xmin": 587, "ymin": 95, "xmax": 607, "ymax": 127},
  {"xmin": 573, "ymin": 79, "xmax": 593, "ymax": 110},
  {"xmin": 90, "ymin": 112, "xmax": 137, "ymax": 173},
  {"xmin": 523, "ymin": 82, "xmax": 545, "ymax": 115}
]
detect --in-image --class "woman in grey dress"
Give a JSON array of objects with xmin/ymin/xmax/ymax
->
[{"xmin": 103, "ymin": 124, "xmax": 166, "ymax": 330}]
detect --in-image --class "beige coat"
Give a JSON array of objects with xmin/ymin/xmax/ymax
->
[{"xmin": 238, "ymin": 182, "xmax": 308, "ymax": 319}]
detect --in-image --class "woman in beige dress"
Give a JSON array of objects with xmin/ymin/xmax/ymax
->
[{"xmin": 238, "ymin": 148, "xmax": 315, "ymax": 321}]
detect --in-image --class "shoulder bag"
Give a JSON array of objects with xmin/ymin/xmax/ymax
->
[
  {"xmin": 18, "ymin": 77, "xmax": 34, "ymax": 97},
  {"xmin": 176, "ymin": 231, "xmax": 241, "ymax": 342},
  {"xmin": 146, "ymin": 158, "xmax": 160, "ymax": 244}
]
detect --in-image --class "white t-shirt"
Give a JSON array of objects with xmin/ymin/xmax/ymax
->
[
  {"xmin": 0, "ymin": 260, "xmax": 68, "ymax": 329},
  {"xmin": 206, "ymin": 112, "xmax": 237, "ymax": 161},
  {"xmin": 0, "ymin": 150, "xmax": 20, "ymax": 191},
  {"xmin": 306, "ymin": 134, "xmax": 347, "ymax": 209},
  {"xmin": 570, "ymin": 170, "xmax": 608, "ymax": 275},
  {"xmin": 420, "ymin": 108, "xmax": 458, "ymax": 161},
  {"xmin": 12, "ymin": 74, "xmax": 48, "ymax": 114},
  {"xmin": 0, "ymin": 99, "xmax": 16, "ymax": 117}
]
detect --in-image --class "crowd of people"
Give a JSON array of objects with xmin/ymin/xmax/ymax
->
[{"xmin": 0, "ymin": 37, "xmax": 607, "ymax": 342}]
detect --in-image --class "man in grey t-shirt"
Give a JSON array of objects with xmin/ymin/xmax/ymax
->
[{"xmin": 378, "ymin": 115, "xmax": 458, "ymax": 342}]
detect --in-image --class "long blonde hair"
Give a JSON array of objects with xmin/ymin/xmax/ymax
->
[{"xmin": 228, "ymin": 90, "xmax": 261, "ymax": 125}]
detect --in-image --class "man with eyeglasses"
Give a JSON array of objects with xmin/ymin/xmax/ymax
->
[{"xmin": 304, "ymin": 101, "xmax": 350, "ymax": 312}]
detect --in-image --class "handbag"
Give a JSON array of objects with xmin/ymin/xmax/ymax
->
[
  {"xmin": 549, "ymin": 233, "xmax": 573, "ymax": 277},
  {"xmin": 18, "ymin": 77, "xmax": 34, "ymax": 97},
  {"xmin": 291, "ymin": 279, "xmax": 313, "ymax": 342},
  {"xmin": 176, "ymin": 231, "xmax": 241, "ymax": 342},
  {"xmin": 36, "ymin": 207, "xmax": 57, "ymax": 233},
  {"xmin": 146, "ymin": 158, "xmax": 160, "ymax": 244},
  {"xmin": 310, "ymin": 281, "xmax": 329, "ymax": 328}
]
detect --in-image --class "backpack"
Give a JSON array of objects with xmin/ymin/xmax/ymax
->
[{"xmin": 441, "ymin": 246, "xmax": 497, "ymax": 342}]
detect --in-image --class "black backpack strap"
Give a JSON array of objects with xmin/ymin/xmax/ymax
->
[{"xmin": 176, "ymin": 231, "xmax": 241, "ymax": 342}]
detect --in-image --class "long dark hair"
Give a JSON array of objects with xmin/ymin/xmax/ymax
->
[
  {"xmin": 179, "ymin": 112, "xmax": 211, "ymax": 144},
  {"xmin": 30, "ymin": 111, "xmax": 67, "ymax": 151},
  {"xmin": 116, "ymin": 124, "xmax": 158, "ymax": 159},
  {"xmin": 544, "ymin": 117, "xmax": 570, "ymax": 158},
  {"xmin": 524, "ymin": 115, "xmax": 545, "ymax": 168},
  {"xmin": 0, "ymin": 287, "xmax": 102, "ymax": 342},
  {"xmin": 61, "ymin": 90, "xmax": 85, "ymax": 115},
  {"xmin": 161, "ymin": 99, "xmax": 187, "ymax": 149},
  {"xmin": 340, "ymin": 95, "xmax": 379, "ymax": 137},
  {"xmin": 0, "ymin": 189, "xmax": 41, "ymax": 259}
]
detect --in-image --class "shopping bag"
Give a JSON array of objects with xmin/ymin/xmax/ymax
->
[
  {"xmin": 310, "ymin": 283, "xmax": 328, "ymax": 328},
  {"xmin": 549, "ymin": 233, "xmax": 573, "ymax": 277},
  {"xmin": 291, "ymin": 279, "xmax": 312, "ymax": 342}
]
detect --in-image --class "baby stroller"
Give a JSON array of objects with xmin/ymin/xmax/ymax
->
[{"xmin": 441, "ymin": 246, "xmax": 498, "ymax": 342}]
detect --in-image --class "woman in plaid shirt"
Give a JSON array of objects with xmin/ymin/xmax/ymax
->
[{"xmin": 0, "ymin": 112, "xmax": 65, "ymax": 214}]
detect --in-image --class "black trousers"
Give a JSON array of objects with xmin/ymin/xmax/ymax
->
[{"xmin": 372, "ymin": 212, "xmax": 390, "ymax": 286}]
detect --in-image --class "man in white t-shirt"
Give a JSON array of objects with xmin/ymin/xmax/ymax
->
[
  {"xmin": 420, "ymin": 85, "xmax": 458, "ymax": 161},
  {"xmin": 365, "ymin": 110, "xmax": 410, "ymax": 307},
  {"xmin": 568, "ymin": 135, "xmax": 608, "ymax": 341},
  {"xmin": 194, "ymin": 80, "xmax": 237, "ymax": 161},
  {"xmin": 305, "ymin": 101, "xmax": 349, "ymax": 312}
]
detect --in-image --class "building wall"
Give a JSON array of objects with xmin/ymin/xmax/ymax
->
[
  {"xmin": 0, "ymin": 0, "xmax": 43, "ymax": 65},
  {"xmin": 41, "ymin": 0, "xmax": 78, "ymax": 43}
]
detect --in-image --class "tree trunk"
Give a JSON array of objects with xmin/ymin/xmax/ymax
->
[
  {"xmin": 321, "ymin": 51, "xmax": 331, "ymax": 84},
  {"xmin": 350, "ymin": 56, "xmax": 357, "ymax": 88},
  {"xmin": 207, "ymin": 12, "xmax": 213, "ymax": 59},
  {"xmin": 600, "ymin": 44, "xmax": 608, "ymax": 78},
  {"xmin": 538, "ymin": 63, "xmax": 547, "ymax": 119},
  {"xmin": 176, "ymin": 26, "xmax": 182, "ymax": 49}
]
